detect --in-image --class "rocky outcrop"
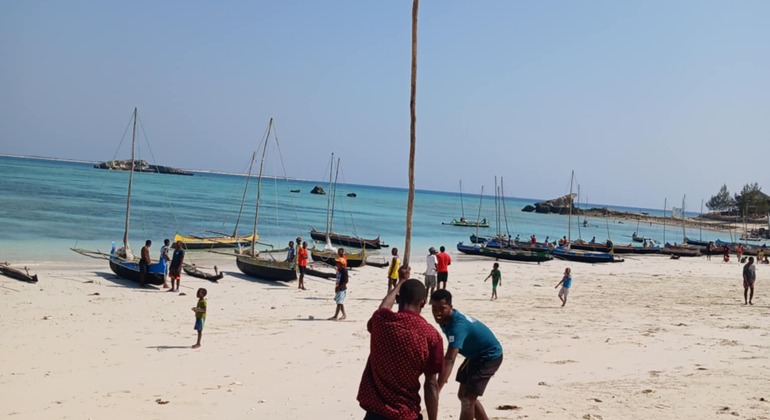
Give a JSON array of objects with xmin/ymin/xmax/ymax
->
[
  {"xmin": 524, "ymin": 193, "xmax": 583, "ymax": 215},
  {"xmin": 310, "ymin": 185, "xmax": 326, "ymax": 195}
]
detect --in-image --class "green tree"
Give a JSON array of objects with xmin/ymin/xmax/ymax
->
[
  {"xmin": 706, "ymin": 184, "xmax": 734, "ymax": 212},
  {"xmin": 734, "ymin": 183, "xmax": 769, "ymax": 216}
]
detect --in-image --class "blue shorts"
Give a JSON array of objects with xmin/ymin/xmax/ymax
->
[
  {"xmin": 334, "ymin": 290, "xmax": 347, "ymax": 304},
  {"xmin": 194, "ymin": 317, "xmax": 205, "ymax": 331}
]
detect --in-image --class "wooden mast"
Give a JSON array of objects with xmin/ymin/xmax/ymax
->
[
  {"xmin": 123, "ymin": 107, "xmax": 138, "ymax": 252},
  {"xmin": 250, "ymin": 118, "xmax": 273, "ymax": 257},
  {"xmin": 233, "ymin": 151, "xmax": 257, "ymax": 237},
  {"xmin": 403, "ymin": 0, "xmax": 418, "ymax": 267}
]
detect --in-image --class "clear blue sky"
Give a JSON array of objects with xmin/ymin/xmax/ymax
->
[{"xmin": 2, "ymin": 1, "xmax": 768, "ymax": 210}]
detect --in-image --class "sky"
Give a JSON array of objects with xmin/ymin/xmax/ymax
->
[{"xmin": 2, "ymin": 0, "xmax": 768, "ymax": 210}]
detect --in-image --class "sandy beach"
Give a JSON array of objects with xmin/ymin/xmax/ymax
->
[{"xmin": 1, "ymin": 251, "xmax": 768, "ymax": 420}]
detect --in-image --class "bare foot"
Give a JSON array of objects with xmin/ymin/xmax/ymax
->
[
  {"xmin": 327, "ymin": 316, "xmax": 337, "ymax": 320},
  {"xmin": 339, "ymin": 316, "xmax": 347, "ymax": 320},
  {"xmin": 749, "ymin": 302, "xmax": 753, "ymax": 305},
  {"xmin": 191, "ymin": 344, "xmax": 200, "ymax": 349}
]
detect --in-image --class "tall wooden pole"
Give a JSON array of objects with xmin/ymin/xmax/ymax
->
[{"xmin": 403, "ymin": 0, "xmax": 418, "ymax": 268}]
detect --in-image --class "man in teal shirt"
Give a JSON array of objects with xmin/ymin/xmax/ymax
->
[{"xmin": 430, "ymin": 289, "xmax": 503, "ymax": 420}]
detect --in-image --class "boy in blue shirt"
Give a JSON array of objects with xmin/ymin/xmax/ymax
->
[
  {"xmin": 430, "ymin": 289, "xmax": 503, "ymax": 420},
  {"xmin": 555, "ymin": 267, "xmax": 572, "ymax": 307}
]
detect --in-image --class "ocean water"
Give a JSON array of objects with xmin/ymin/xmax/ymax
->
[{"xmin": 0, "ymin": 156, "xmax": 730, "ymax": 263}]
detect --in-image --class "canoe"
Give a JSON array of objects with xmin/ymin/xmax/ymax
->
[
  {"xmin": 660, "ymin": 245, "xmax": 701, "ymax": 257},
  {"xmin": 456, "ymin": 242, "xmax": 553, "ymax": 263},
  {"xmin": 173, "ymin": 233, "xmax": 257, "ymax": 250},
  {"xmin": 183, "ymin": 264, "xmax": 224, "ymax": 282},
  {"xmin": 551, "ymin": 247, "xmax": 624, "ymax": 264},
  {"xmin": 442, "ymin": 219, "xmax": 489, "ymax": 228},
  {"xmin": 236, "ymin": 255, "xmax": 297, "ymax": 281},
  {"xmin": 310, "ymin": 246, "xmax": 366, "ymax": 268},
  {"xmin": 611, "ymin": 245, "xmax": 661, "ymax": 254},
  {"xmin": 309, "ymin": 228, "xmax": 386, "ymax": 250},
  {"xmin": 109, "ymin": 257, "xmax": 166, "ymax": 285}
]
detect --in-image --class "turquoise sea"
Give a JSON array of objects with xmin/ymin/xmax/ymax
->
[{"xmin": 0, "ymin": 156, "xmax": 728, "ymax": 263}]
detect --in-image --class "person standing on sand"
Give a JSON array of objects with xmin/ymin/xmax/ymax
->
[
  {"xmin": 737, "ymin": 244, "xmax": 744, "ymax": 262},
  {"xmin": 387, "ymin": 248, "xmax": 400, "ymax": 293},
  {"xmin": 723, "ymin": 245, "xmax": 730, "ymax": 263},
  {"xmin": 297, "ymin": 241, "xmax": 308, "ymax": 290},
  {"xmin": 436, "ymin": 246, "xmax": 452, "ymax": 290},
  {"xmin": 191, "ymin": 288, "xmax": 207, "ymax": 349},
  {"xmin": 743, "ymin": 256, "xmax": 756, "ymax": 305},
  {"xmin": 554, "ymin": 267, "xmax": 572, "ymax": 307},
  {"xmin": 160, "ymin": 239, "xmax": 171, "ymax": 288},
  {"xmin": 425, "ymin": 247, "xmax": 438, "ymax": 300},
  {"xmin": 329, "ymin": 248, "xmax": 348, "ymax": 320},
  {"xmin": 285, "ymin": 240, "xmax": 296, "ymax": 263},
  {"xmin": 483, "ymin": 262, "xmax": 502, "ymax": 301},
  {"xmin": 357, "ymin": 278, "xmax": 444, "ymax": 420},
  {"xmin": 430, "ymin": 289, "xmax": 503, "ymax": 420},
  {"xmin": 139, "ymin": 240, "xmax": 152, "ymax": 286},
  {"xmin": 168, "ymin": 241, "xmax": 185, "ymax": 292},
  {"xmin": 707, "ymin": 241, "xmax": 715, "ymax": 261}
]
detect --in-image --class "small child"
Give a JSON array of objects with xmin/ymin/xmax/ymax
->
[
  {"xmin": 484, "ymin": 262, "xmax": 502, "ymax": 300},
  {"xmin": 554, "ymin": 267, "xmax": 572, "ymax": 307},
  {"xmin": 191, "ymin": 288, "xmax": 207, "ymax": 348}
]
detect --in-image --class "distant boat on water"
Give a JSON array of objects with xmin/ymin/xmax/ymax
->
[{"xmin": 94, "ymin": 159, "xmax": 193, "ymax": 176}]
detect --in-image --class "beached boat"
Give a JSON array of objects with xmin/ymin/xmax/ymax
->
[
  {"xmin": 309, "ymin": 228, "xmax": 386, "ymax": 250},
  {"xmin": 235, "ymin": 118, "xmax": 297, "ymax": 282},
  {"xmin": 174, "ymin": 151, "xmax": 259, "ymax": 250},
  {"xmin": 304, "ymin": 262, "xmax": 337, "ymax": 279},
  {"xmin": 457, "ymin": 242, "xmax": 553, "ymax": 263},
  {"xmin": 660, "ymin": 244, "xmax": 701, "ymax": 257},
  {"xmin": 610, "ymin": 244, "xmax": 661, "ymax": 254},
  {"xmin": 310, "ymin": 244, "xmax": 366, "ymax": 268},
  {"xmin": 555, "ymin": 171, "xmax": 624, "ymax": 264},
  {"xmin": 0, "ymin": 262, "xmax": 39, "ymax": 283},
  {"xmin": 72, "ymin": 108, "xmax": 167, "ymax": 285},
  {"xmin": 570, "ymin": 240, "xmax": 613, "ymax": 253},
  {"xmin": 183, "ymin": 264, "xmax": 224, "ymax": 282}
]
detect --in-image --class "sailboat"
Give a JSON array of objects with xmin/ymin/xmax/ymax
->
[
  {"xmin": 72, "ymin": 108, "xmax": 167, "ymax": 285},
  {"xmin": 235, "ymin": 118, "xmax": 298, "ymax": 281},
  {"xmin": 310, "ymin": 154, "xmax": 366, "ymax": 268},
  {"xmin": 173, "ymin": 152, "xmax": 257, "ymax": 249},
  {"xmin": 442, "ymin": 180, "xmax": 489, "ymax": 227},
  {"xmin": 551, "ymin": 171, "xmax": 624, "ymax": 264}
]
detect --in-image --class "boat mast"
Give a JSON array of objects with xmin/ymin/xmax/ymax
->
[
  {"xmin": 681, "ymin": 194, "xmax": 687, "ymax": 242},
  {"xmin": 325, "ymin": 153, "xmax": 334, "ymax": 238},
  {"xmin": 500, "ymin": 177, "xmax": 510, "ymax": 238},
  {"xmin": 233, "ymin": 151, "xmax": 257, "ymax": 237},
  {"xmin": 576, "ymin": 184, "xmax": 582, "ymax": 240},
  {"xmin": 475, "ymin": 185, "xmax": 484, "ymax": 231},
  {"xmin": 330, "ymin": 157, "xmax": 341, "ymax": 235},
  {"xmin": 123, "ymin": 107, "xmax": 138, "ymax": 252},
  {"xmin": 250, "ymin": 118, "xmax": 273, "ymax": 256},
  {"xmin": 567, "ymin": 170, "xmax": 575, "ymax": 250},
  {"xmin": 663, "ymin": 198, "xmax": 667, "ymax": 244},
  {"xmin": 699, "ymin": 198, "xmax": 704, "ymax": 241},
  {"xmin": 459, "ymin": 179, "xmax": 465, "ymax": 219}
]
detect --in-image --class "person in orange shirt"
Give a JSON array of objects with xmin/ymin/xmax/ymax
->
[
  {"xmin": 297, "ymin": 241, "xmax": 308, "ymax": 290},
  {"xmin": 329, "ymin": 248, "xmax": 348, "ymax": 320}
]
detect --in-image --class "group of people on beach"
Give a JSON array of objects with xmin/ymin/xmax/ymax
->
[{"xmin": 132, "ymin": 238, "xmax": 185, "ymax": 291}]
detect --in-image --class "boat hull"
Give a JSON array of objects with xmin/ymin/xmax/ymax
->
[
  {"xmin": 311, "ymin": 248, "xmax": 366, "ymax": 268},
  {"xmin": 457, "ymin": 242, "xmax": 553, "ymax": 263},
  {"xmin": 309, "ymin": 229, "xmax": 384, "ymax": 250},
  {"xmin": 551, "ymin": 248, "xmax": 624, "ymax": 263},
  {"xmin": 109, "ymin": 258, "xmax": 166, "ymax": 285},
  {"xmin": 183, "ymin": 265, "xmax": 224, "ymax": 282},
  {"xmin": 174, "ymin": 233, "xmax": 257, "ymax": 250},
  {"xmin": 236, "ymin": 256, "xmax": 297, "ymax": 281}
]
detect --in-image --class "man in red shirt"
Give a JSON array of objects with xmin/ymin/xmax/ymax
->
[
  {"xmin": 436, "ymin": 245, "xmax": 452, "ymax": 290},
  {"xmin": 297, "ymin": 240, "xmax": 308, "ymax": 290},
  {"xmin": 357, "ymin": 278, "xmax": 444, "ymax": 420}
]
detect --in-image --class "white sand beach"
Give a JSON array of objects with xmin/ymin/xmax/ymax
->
[{"xmin": 1, "ymin": 253, "xmax": 768, "ymax": 419}]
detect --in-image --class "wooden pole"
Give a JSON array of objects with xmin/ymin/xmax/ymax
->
[{"xmin": 403, "ymin": 0, "xmax": 418, "ymax": 268}]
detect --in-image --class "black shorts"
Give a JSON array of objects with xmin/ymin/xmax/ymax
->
[
  {"xmin": 298, "ymin": 265, "xmax": 306, "ymax": 275},
  {"xmin": 139, "ymin": 262, "xmax": 148, "ymax": 274},
  {"xmin": 456, "ymin": 354, "xmax": 503, "ymax": 397},
  {"xmin": 437, "ymin": 272, "xmax": 448, "ymax": 284}
]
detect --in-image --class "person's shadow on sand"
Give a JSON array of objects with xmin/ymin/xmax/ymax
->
[{"xmin": 147, "ymin": 345, "xmax": 190, "ymax": 351}]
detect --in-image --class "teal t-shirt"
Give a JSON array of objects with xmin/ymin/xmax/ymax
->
[{"xmin": 441, "ymin": 309, "xmax": 502, "ymax": 361}]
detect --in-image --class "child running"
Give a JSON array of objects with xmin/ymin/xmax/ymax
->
[
  {"xmin": 483, "ymin": 262, "xmax": 502, "ymax": 300},
  {"xmin": 554, "ymin": 267, "xmax": 572, "ymax": 307},
  {"xmin": 191, "ymin": 288, "xmax": 207, "ymax": 349}
]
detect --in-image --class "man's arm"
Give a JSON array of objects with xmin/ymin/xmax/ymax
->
[
  {"xmin": 438, "ymin": 347, "xmax": 460, "ymax": 391},
  {"xmin": 423, "ymin": 373, "xmax": 439, "ymax": 420},
  {"xmin": 379, "ymin": 278, "xmax": 406, "ymax": 310},
  {"xmin": 554, "ymin": 278, "xmax": 564, "ymax": 289}
]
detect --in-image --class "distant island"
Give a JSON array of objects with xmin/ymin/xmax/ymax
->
[{"xmin": 94, "ymin": 159, "xmax": 193, "ymax": 176}]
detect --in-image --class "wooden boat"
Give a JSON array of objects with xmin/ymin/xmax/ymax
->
[
  {"xmin": 631, "ymin": 232, "xmax": 649, "ymax": 243},
  {"xmin": 310, "ymin": 244, "xmax": 366, "ymax": 268},
  {"xmin": 611, "ymin": 244, "xmax": 661, "ymax": 254},
  {"xmin": 457, "ymin": 242, "xmax": 553, "ymax": 263},
  {"xmin": 173, "ymin": 233, "xmax": 257, "ymax": 250},
  {"xmin": 364, "ymin": 256, "xmax": 391, "ymax": 268},
  {"xmin": 309, "ymin": 228, "xmax": 386, "ymax": 250},
  {"xmin": 442, "ymin": 218, "xmax": 490, "ymax": 228},
  {"xmin": 183, "ymin": 264, "xmax": 224, "ymax": 282},
  {"xmin": 235, "ymin": 118, "xmax": 298, "ymax": 282},
  {"xmin": 660, "ymin": 244, "xmax": 701, "ymax": 257},
  {"xmin": 175, "ymin": 151, "xmax": 259, "ymax": 249},
  {"xmin": 347, "ymin": 192, "xmax": 357, "ymax": 197},
  {"xmin": 570, "ymin": 240, "xmax": 613, "ymax": 252},
  {"xmin": 551, "ymin": 247, "xmax": 624, "ymax": 263},
  {"xmin": 470, "ymin": 233, "xmax": 490, "ymax": 244},
  {"xmin": 304, "ymin": 262, "xmax": 337, "ymax": 279},
  {"xmin": 290, "ymin": 189, "xmax": 300, "ymax": 193},
  {"xmin": 0, "ymin": 262, "xmax": 39, "ymax": 283},
  {"xmin": 71, "ymin": 108, "xmax": 168, "ymax": 286}
]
